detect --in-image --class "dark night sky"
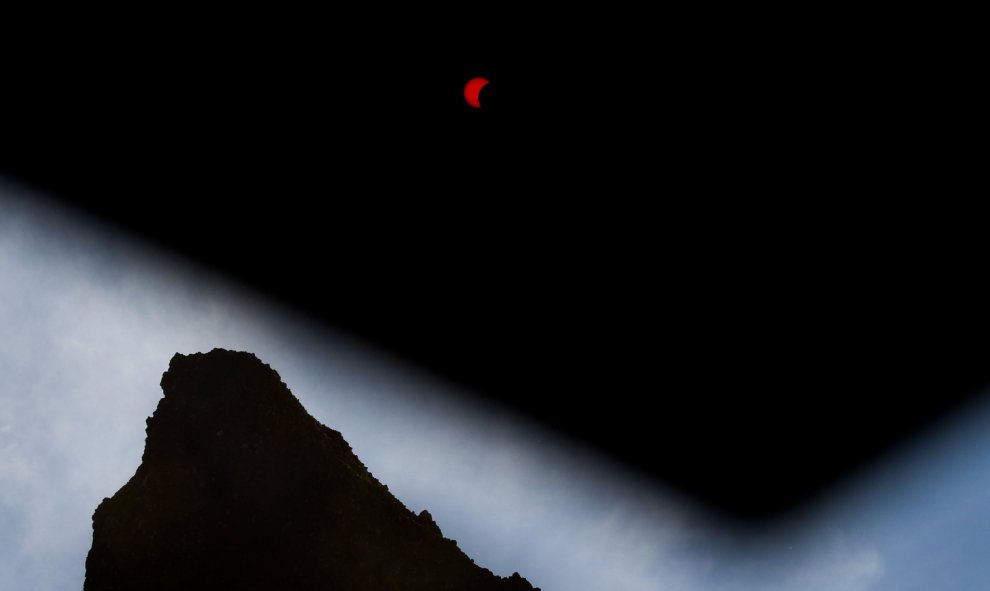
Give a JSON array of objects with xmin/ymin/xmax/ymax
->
[
  {"xmin": 3, "ymin": 9, "xmax": 986, "ymax": 519},
  {"xmin": 3, "ymin": 9, "xmax": 990, "ymax": 591}
]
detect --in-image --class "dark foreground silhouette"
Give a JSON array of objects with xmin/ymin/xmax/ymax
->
[{"xmin": 84, "ymin": 349, "xmax": 538, "ymax": 590}]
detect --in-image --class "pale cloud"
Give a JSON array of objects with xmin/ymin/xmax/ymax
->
[
  {"xmin": 0, "ymin": 179, "xmax": 697, "ymax": 591},
  {"xmin": 771, "ymin": 529, "xmax": 883, "ymax": 591},
  {"xmin": 0, "ymin": 185, "xmax": 294, "ymax": 590},
  {"xmin": 0, "ymin": 178, "xmax": 923, "ymax": 591}
]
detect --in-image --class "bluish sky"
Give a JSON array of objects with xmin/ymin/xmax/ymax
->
[{"xmin": 1, "ymin": 177, "xmax": 988, "ymax": 590}]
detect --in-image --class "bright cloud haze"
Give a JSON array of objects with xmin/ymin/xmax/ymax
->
[{"xmin": 1, "ymin": 177, "xmax": 988, "ymax": 590}]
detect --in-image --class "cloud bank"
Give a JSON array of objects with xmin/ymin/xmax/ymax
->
[{"xmin": 0, "ymin": 179, "xmax": 924, "ymax": 591}]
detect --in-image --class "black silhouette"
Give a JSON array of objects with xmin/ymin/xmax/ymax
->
[{"xmin": 84, "ymin": 349, "xmax": 538, "ymax": 590}]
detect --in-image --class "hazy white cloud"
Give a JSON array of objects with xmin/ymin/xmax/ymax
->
[
  {"xmin": 11, "ymin": 178, "xmax": 990, "ymax": 591},
  {"xmin": 1, "ymin": 180, "xmax": 697, "ymax": 591},
  {"xmin": 769, "ymin": 529, "xmax": 883, "ymax": 591},
  {"xmin": 0, "ymin": 186, "xmax": 309, "ymax": 590},
  {"xmin": 0, "ymin": 182, "xmax": 851, "ymax": 591}
]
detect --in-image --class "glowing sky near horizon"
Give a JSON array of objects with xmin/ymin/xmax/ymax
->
[{"xmin": 2, "ymin": 177, "xmax": 989, "ymax": 590}]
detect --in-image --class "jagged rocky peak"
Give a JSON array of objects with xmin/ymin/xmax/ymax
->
[{"xmin": 84, "ymin": 348, "xmax": 539, "ymax": 591}]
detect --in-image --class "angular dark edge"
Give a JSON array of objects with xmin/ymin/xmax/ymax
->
[{"xmin": 84, "ymin": 349, "xmax": 539, "ymax": 590}]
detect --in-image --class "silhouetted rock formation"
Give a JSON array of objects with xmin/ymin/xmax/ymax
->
[{"xmin": 84, "ymin": 349, "xmax": 539, "ymax": 590}]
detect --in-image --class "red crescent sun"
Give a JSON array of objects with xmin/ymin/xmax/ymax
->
[{"xmin": 464, "ymin": 77, "xmax": 490, "ymax": 109}]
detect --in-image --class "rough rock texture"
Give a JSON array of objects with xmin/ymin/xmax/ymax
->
[{"xmin": 84, "ymin": 349, "xmax": 539, "ymax": 591}]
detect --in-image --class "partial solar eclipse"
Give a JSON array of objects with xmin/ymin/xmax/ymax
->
[{"xmin": 464, "ymin": 77, "xmax": 490, "ymax": 109}]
